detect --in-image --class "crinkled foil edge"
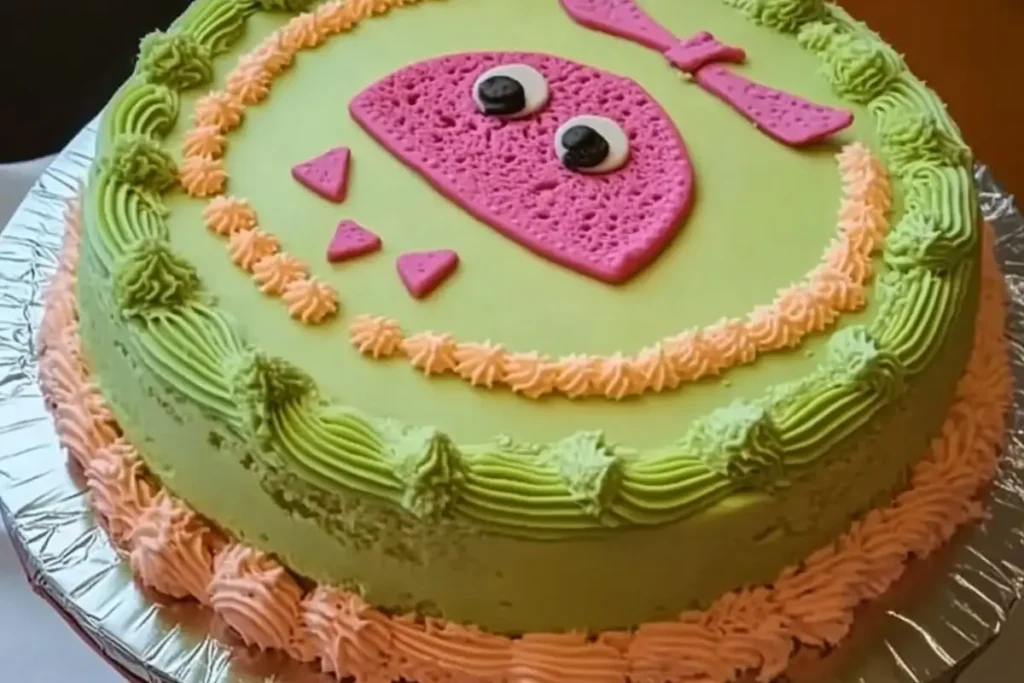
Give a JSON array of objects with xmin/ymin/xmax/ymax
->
[{"xmin": 2, "ymin": 123, "xmax": 1024, "ymax": 683}]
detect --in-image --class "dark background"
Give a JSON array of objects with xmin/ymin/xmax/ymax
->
[{"xmin": 1, "ymin": 2, "xmax": 1021, "ymax": 194}]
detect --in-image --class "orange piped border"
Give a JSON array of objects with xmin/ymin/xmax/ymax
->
[
  {"xmin": 41, "ymin": 198, "xmax": 1011, "ymax": 683},
  {"xmin": 346, "ymin": 143, "xmax": 893, "ymax": 400}
]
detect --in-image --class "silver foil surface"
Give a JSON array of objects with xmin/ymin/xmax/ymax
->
[{"xmin": 0, "ymin": 123, "xmax": 1022, "ymax": 683}]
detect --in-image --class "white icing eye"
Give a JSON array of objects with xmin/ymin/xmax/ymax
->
[
  {"xmin": 472, "ymin": 64, "xmax": 550, "ymax": 118},
  {"xmin": 554, "ymin": 115, "xmax": 630, "ymax": 174}
]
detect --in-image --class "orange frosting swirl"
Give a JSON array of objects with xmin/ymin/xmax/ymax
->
[
  {"xmin": 454, "ymin": 341, "xmax": 507, "ymax": 388},
  {"xmin": 281, "ymin": 12, "xmax": 325, "ymax": 52},
  {"xmin": 504, "ymin": 351, "xmax": 558, "ymax": 399},
  {"xmin": 180, "ymin": 154, "xmax": 226, "ymax": 198},
  {"xmin": 253, "ymin": 253, "xmax": 309, "ymax": 296},
  {"xmin": 84, "ymin": 438, "xmax": 155, "ymax": 544},
  {"xmin": 203, "ymin": 195, "xmax": 256, "ymax": 236},
  {"xmin": 554, "ymin": 354, "xmax": 600, "ymax": 399},
  {"xmin": 704, "ymin": 318, "xmax": 757, "ymax": 367},
  {"xmin": 595, "ymin": 353, "xmax": 645, "ymax": 400},
  {"xmin": 127, "ymin": 491, "xmax": 216, "ymax": 603},
  {"xmin": 809, "ymin": 266, "xmax": 866, "ymax": 313},
  {"xmin": 401, "ymin": 331, "xmax": 457, "ymax": 376},
  {"xmin": 774, "ymin": 284, "xmax": 836, "ymax": 335},
  {"xmin": 839, "ymin": 198, "xmax": 888, "ymax": 244},
  {"xmin": 192, "ymin": 91, "xmax": 243, "ymax": 132},
  {"xmin": 745, "ymin": 304, "xmax": 798, "ymax": 352},
  {"xmin": 510, "ymin": 633, "xmax": 628, "ymax": 683},
  {"xmin": 349, "ymin": 314, "xmax": 404, "ymax": 358},
  {"xmin": 229, "ymin": 228, "xmax": 280, "ymax": 272},
  {"xmin": 282, "ymin": 276, "xmax": 339, "ymax": 324},
  {"xmin": 226, "ymin": 65, "xmax": 271, "ymax": 106},
  {"xmin": 663, "ymin": 330, "xmax": 722, "ymax": 382},
  {"xmin": 823, "ymin": 237, "xmax": 874, "ymax": 283},
  {"xmin": 209, "ymin": 544, "xmax": 303, "ymax": 651},
  {"xmin": 634, "ymin": 343, "xmax": 682, "ymax": 393},
  {"xmin": 292, "ymin": 587, "xmax": 393, "ymax": 679},
  {"xmin": 315, "ymin": 0, "xmax": 358, "ymax": 36},
  {"xmin": 53, "ymin": 380, "xmax": 119, "ymax": 469},
  {"xmin": 182, "ymin": 124, "xmax": 226, "ymax": 159}
]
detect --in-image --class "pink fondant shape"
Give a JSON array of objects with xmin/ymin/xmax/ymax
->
[
  {"xmin": 665, "ymin": 32, "xmax": 746, "ymax": 73},
  {"xmin": 291, "ymin": 147, "xmax": 350, "ymax": 202},
  {"xmin": 397, "ymin": 250, "xmax": 459, "ymax": 299},
  {"xmin": 327, "ymin": 220, "xmax": 381, "ymax": 263},
  {"xmin": 350, "ymin": 52, "xmax": 694, "ymax": 285},
  {"xmin": 695, "ymin": 66, "xmax": 854, "ymax": 146},
  {"xmin": 559, "ymin": 0, "xmax": 676, "ymax": 52}
]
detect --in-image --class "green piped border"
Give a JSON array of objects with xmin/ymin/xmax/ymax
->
[{"xmin": 80, "ymin": 0, "xmax": 980, "ymax": 536}]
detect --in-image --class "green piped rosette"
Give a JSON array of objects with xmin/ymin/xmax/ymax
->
[{"xmin": 80, "ymin": 0, "xmax": 980, "ymax": 537}]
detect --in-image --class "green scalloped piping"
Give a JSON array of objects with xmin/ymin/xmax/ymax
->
[
  {"xmin": 138, "ymin": 31, "xmax": 215, "ymax": 91},
  {"xmin": 113, "ymin": 238, "xmax": 203, "ymax": 316},
  {"xmin": 80, "ymin": 0, "xmax": 980, "ymax": 538}
]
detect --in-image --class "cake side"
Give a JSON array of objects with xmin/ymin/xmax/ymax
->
[{"xmin": 77, "ymin": 0, "xmax": 982, "ymax": 633}]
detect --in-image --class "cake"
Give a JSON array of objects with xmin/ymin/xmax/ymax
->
[{"xmin": 37, "ymin": 0, "xmax": 1012, "ymax": 680}]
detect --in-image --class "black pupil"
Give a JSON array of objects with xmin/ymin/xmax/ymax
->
[
  {"xmin": 561, "ymin": 125, "xmax": 610, "ymax": 170},
  {"xmin": 478, "ymin": 75, "xmax": 526, "ymax": 116}
]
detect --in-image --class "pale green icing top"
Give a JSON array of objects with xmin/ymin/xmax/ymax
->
[{"xmin": 81, "ymin": 0, "xmax": 979, "ymax": 538}]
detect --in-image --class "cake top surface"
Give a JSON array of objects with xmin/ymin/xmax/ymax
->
[{"xmin": 87, "ymin": 0, "xmax": 976, "ymax": 535}]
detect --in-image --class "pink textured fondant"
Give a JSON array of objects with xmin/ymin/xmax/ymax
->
[
  {"xmin": 397, "ymin": 250, "xmax": 459, "ymax": 299},
  {"xmin": 696, "ymin": 66, "xmax": 854, "ymax": 146},
  {"xmin": 665, "ymin": 32, "xmax": 746, "ymax": 73},
  {"xmin": 559, "ymin": 0, "xmax": 676, "ymax": 51},
  {"xmin": 350, "ymin": 52, "xmax": 694, "ymax": 284},
  {"xmin": 291, "ymin": 147, "xmax": 350, "ymax": 202},
  {"xmin": 327, "ymin": 220, "xmax": 381, "ymax": 263}
]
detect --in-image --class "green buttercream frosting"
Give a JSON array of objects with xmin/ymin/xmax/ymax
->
[
  {"xmin": 885, "ymin": 212, "xmax": 968, "ymax": 270},
  {"xmin": 681, "ymin": 402, "xmax": 784, "ymax": 486},
  {"xmin": 879, "ymin": 113, "xmax": 969, "ymax": 174},
  {"xmin": 255, "ymin": 0, "xmax": 316, "ymax": 11},
  {"xmin": 825, "ymin": 326, "xmax": 906, "ymax": 401},
  {"xmin": 231, "ymin": 351, "xmax": 316, "ymax": 447},
  {"xmin": 183, "ymin": 0, "xmax": 254, "ymax": 54},
  {"xmin": 103, "ymin": 134, "xmax": 178, "ymax": 193},
  {"xmin": 381, "ymin": 423, "xmax": 465, "ymax": 519},
  {"xmin": 544, "ymin": 431, "xmax": 622, "ymax": 519},
  {"xmin": 796, "ymin": 20, "xmax": 843, "ymax": 53},
  {"xmin": 820, "ymin": 35, "xmax": 902, "ymax": 103},
  {"xmin": 113, "ymin": 238, "xmax": 201, "ymax": 317},
  {"xmin": 138, "ymin": 31, "xmax": 214, "ymax": 91},
  {"xmin": 749, "ymin": 0, "xmax": 826, "ymax": 34}
]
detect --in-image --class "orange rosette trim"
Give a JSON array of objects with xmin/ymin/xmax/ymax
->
[
  {"xmin": 183, "ymin": 124, "xmax": 226, "ymax": 159},
  {"xmin": 192, "ymin": 91, "xmax": 244, "ymax": 133},
  {"xmin": 203, "ymin": 195, "xmax": 257, "ymax": 236},
  {"xmin": 229, "ymin": 228, "xmax": 280, "ymax": 272},
  {"xmin": 283, "ymin": 276, "xmax": 339, "ymax": 324},
  {"xmin": 253, "ymin": 253, "xmax": 309, "ymax": 296},
  {"xmin": 349, "ymin": 314, "xmax": 404, "ymax": 359},
  {"xmin": 180, "ymin": 154, "xmax": 226, "ymax": 198}
]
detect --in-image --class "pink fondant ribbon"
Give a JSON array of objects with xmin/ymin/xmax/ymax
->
[{"xmin": 558, "ymin": 0, "xmax": 853, "ymax": 146}]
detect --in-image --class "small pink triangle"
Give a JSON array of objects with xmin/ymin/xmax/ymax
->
[
  {"xmin": 397, "ymin": 250, "xmax": 459, "ymax": 299},
  {"xmin": 327, "ymin": 220, "xmax": 381, "ymax": 263},
  {"xmin": 292, "ymin": 147, "xmax": 350, "ymax": 202}
]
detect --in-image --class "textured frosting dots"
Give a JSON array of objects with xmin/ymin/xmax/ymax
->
[
  {"xmin": 39, "ymin": 200, "xmax": 1010, "ymax": 683},
  {"xmin": 347, "ymin": 143, "xmax": 891, "ymax": 400}
]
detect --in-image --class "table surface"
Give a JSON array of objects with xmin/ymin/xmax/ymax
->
[{"xmin": 1, "ymin": 3, "xmax": 1023, "ymax": 681}]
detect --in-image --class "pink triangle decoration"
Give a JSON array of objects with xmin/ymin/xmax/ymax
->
[
  {"xmin": 327, "ymin": 220, "xmax": 381, "ymax": 263},
  {"xmin": 292, "ymin": 147, "xmax": 350, "ymax": 202},
  {"xmin": 695, "ymin": 66, "xmax": 854, "ymax": 147},
  {"xmin": 397, "ymin": 250, "xmax": 459, "ymax": 299}
]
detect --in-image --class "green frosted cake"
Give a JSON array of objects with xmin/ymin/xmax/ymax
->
[{"xmin": 48, "ymin": 0, "xmax": 1007, "ymax": 679}]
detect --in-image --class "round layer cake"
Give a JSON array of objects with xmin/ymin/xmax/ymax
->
[{"xmin": 78, "ymin": 0, "xmax": 980, "ymax": 639}]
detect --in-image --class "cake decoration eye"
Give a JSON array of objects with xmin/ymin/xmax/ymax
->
[
  {"xmin": 555, "ymin": 115, "xmax": 629, "ymax": 173},
  {"xmin": 472, "ymin": 64, "xmax": 550, "ymax": 118}
]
